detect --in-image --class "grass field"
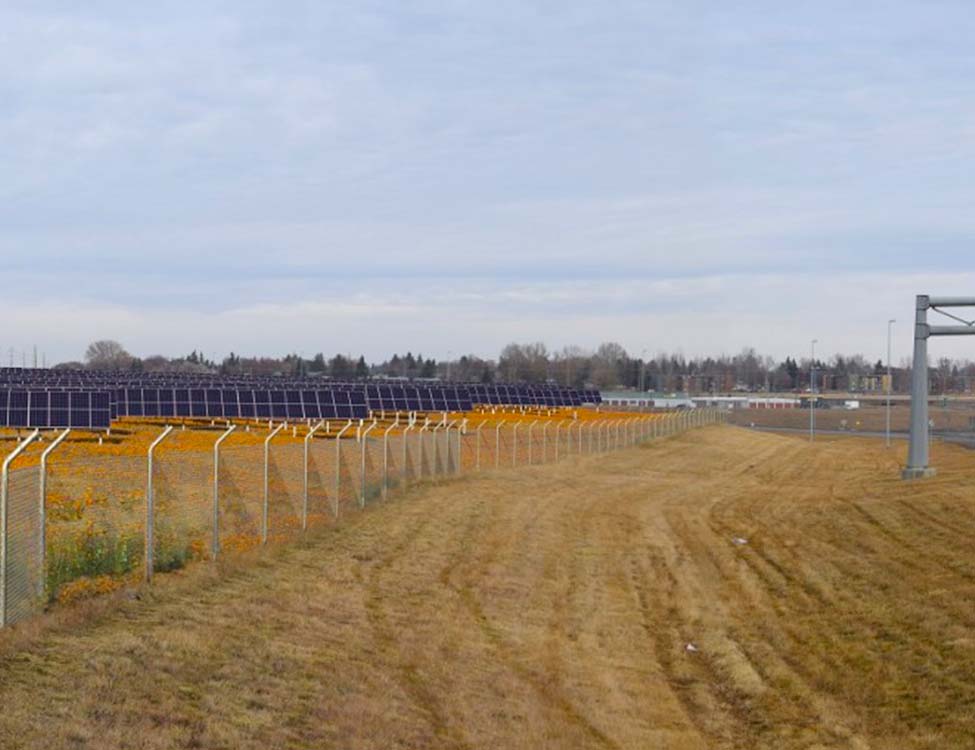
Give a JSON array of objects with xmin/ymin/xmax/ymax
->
[
  {"xmin": 1, "ymin": 426, "xmax": 974, "ymax": 748},
  {"xmin": 728, "ymin": 403, "xmax": 975, "ymax": 434}
]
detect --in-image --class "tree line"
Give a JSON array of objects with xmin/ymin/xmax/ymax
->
[{"xmin": 68, "ymin": 339, "xmax": 975, "ymax": 394}]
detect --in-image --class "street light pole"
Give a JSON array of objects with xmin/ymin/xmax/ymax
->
[
  {"xmin": 810, "ymin": 339, "xmax": 818, "ymax": 442},
  {"xmin": 886, "ymin": 319, "xmax": 895, "ymax": 448},
  {"xmin": 640, "ymin": 348, "xmax": 648, "ymax": 393}
]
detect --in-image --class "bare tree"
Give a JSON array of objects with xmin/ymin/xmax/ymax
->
[{"xmin": 84, "ymin": 340, "xmax": 133, "ymax": 370}]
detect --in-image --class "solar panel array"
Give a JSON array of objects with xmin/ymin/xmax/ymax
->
[
  {"xmin": 0, "ymin": 390, "xmax": 112, "ymax": 429},
  {"xmin": 0, "ymin": 368, "xmax": 600, "ymax": 429},
  {"xmin": 117, "ymin": 388, "xmax": 368, "ymax": 420},
  {"xmin": 468, "ymin": 384, "xmax": 585, "ymax": 407},
  {"xmin": 365, "ymin": 384, "xmax": 474, "ymax": 413}
]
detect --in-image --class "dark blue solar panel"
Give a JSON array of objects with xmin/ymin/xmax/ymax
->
[
  {"xmin": 255, "ymin": 390, "xmax": 271, "ymax": 418},
  {"xmin": 235, "ymin": 389, "xmax": 252, "ymax": 419},
  {"xmin": 190, "ymin": 389, "xmax": 207, "ymax": 418},
  {"xmin": 175, "ymin": 389, "xmax": 191, "ymax": 417}
]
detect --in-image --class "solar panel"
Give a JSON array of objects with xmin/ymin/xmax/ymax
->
[
  {"xmin": 238, "ymin": 389, "xmax": 256, "ymax": 419},
  {"xmin": 0, "ymin": 368, "xmax": 591, "ymax": 426}
]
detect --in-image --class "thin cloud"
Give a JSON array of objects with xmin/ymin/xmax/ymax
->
[{"xmin": 1, "ymin": 2, "xmax": 973, "ymax": 362}]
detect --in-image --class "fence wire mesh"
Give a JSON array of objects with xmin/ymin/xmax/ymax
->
[
  {"xmin": 217, "ymin": 441, "xmax": 264, "ymax": 555},
  {"xmin": 154, "ymin": 432, "xmax": 213, "ymax": 573},
  {"xmin": 306, "ymin": 436, "xmax": 334, "ymax": 529},
  {"xmin": 45, "ymin": 452, "xmax": 146, "ymax": 605},
  {"xmin": 5, "ymin": 467, "xmax": 41, "ymax": 625},
  {"xmin": 267, "ymin": 441, "xmax": 304, "ymax": 543},
  {"xmin": 335, "ymin": 436, "xmax": 359, "ymax": 517},
  {"xmin": 383, "ymin": 434, "xmax": 404, "ymax": 497},
  {"xmin": 363, "ymin": 436, "xmax": 383, "ymax": 506},
  {"xmin": 402, "ymin": 431, "xmax": 418, "ymax": 484}
]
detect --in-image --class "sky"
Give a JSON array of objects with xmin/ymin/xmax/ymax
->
[{"xmin": 2, "ymin": 1, "xmax": 975, "ymax": 366}]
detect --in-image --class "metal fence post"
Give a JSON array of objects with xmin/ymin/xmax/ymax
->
[
  {"xmin": 475, "ymin": 420, "xmax": 486, "ymax": 471},
  {"xmin": 528, "ymin": 420, "xmax": 538, "ymax": 465},
  {"xmin": 432, "ymin": 423, "xmax": 443, "ymax": 476},
  {"xmin": 542, "ymin": 422, "xmax": 549, "ymax": 463},
  {"xmin": 447, "ymin": 420, "xmax": 460, "ymax": 475},
  {"xmin": 554, "ymin": 421, "xmax": 564, "ymax": 462},
  {"xmin": 419, "ymin": 420, "xmax": 430, "ymax": 477},
  {"xmin": 212, "ymin": 424, "xmax": 236, "ymax": 559},
  {"xmin": 263, "ymin": 423, "xmax": 285, "ymax": 545},
  {"xmin": 303, "ymin": 421, "xmax": 324, "ymax": 531},
  {"xmin": 2, "ymin": 429, "xmax": 40, "ymax": 627},
  {"xmin": 146, "ymin": 425, "xmax": 174, "ymax": 583},
  {"xmin": 402, "ymin": 419, "xmax": 415, "ymax": 484},
  {"xmin": 495, "ymin": 420, "xmax": 505, "ymax": 469},
  {"xmin": 445, "ymin": 422, "xmax": 455, "ymax": 475},
  {"xmin": 334, "ymin": 421, "xmax": 353, "ymax": 518},
  {"xmin": 361, "ymin": 422, "xmax": 377, "ymax": 507},
  {"xmin": 512, "ymin": 423, "xmax": 520, "ymax": 467},
  {"xmin": 39, "ymin": 428, "xmax": 70, "ymax": 597},
  {"xmin": 456, "ymin": 421, "xmax": 464, "ymax": 476},
  {"xmin": 383, "ymin": 417, "xmax": 399, "ymax": 500}
]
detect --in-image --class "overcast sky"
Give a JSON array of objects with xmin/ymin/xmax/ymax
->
[{"xmin": 3, "ymin": 2, "xmax": 975, "ymax": 365}]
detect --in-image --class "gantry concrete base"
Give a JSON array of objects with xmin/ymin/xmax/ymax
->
[{"xmin": 901, "ymin": 467, "xmax": 938, "ymax": 480}]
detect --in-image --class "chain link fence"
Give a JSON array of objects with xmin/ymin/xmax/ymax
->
[
  {"xmin": 0, "ymin": 410, "xmax": 724, "ymax": 627},
  {"xmin": 4, "ymin": 466, "xmax": 40, "ymax": 625}
]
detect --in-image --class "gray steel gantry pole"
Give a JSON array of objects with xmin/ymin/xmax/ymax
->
[{"xmin": 904, "ymin": 295, "xmax": 975, "ymax": 479}]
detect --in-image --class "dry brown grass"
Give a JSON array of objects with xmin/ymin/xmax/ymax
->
[
  {"xmin": 1, "ymin": 426, "xmax": 975, "ymax": 748},
  {"xmin": 728, "ymin": 403, "xmax": 975, "ymax": 433}
]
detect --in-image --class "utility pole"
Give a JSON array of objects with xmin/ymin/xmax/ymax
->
[
  {"xmin": 809, "ymin": 339, "xmax": 818, "ymax": 442},
  {"xmin": 886, "ymin": 319, "xmax": 895, "ymax": 447},
  {"xmin": 640, "ymin": 348, "xmax": 648, "ymax": 393}
]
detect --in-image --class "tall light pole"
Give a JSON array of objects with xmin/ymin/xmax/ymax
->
[
  {"xmin": 640, "ymin": 348, "xmax": 648, "ymax": 394},
  {"xmin": 886, "ymin": 319, "xmax": 895, "ymax": 448},
  {"xmin": 809, "ymin": 339, "xmax": 818, "ymax": 442}
]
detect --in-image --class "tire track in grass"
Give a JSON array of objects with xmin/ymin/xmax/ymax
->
[
  {"xmin": 357, "ymin": 487, "xmax": 470, "ymax": 750},
  {"xmin": 436, "ymin": 469, "xmax": 629, "ymax": 750}
]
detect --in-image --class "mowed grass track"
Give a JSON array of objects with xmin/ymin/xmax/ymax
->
[{"xmin": 2, "ymin": 427, "xmax": 975, "ymax": 749}]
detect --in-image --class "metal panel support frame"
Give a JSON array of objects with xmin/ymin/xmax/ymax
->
[{"xmin": 904, "ymin": 295, "xmax": 975, "ymax": 479}]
